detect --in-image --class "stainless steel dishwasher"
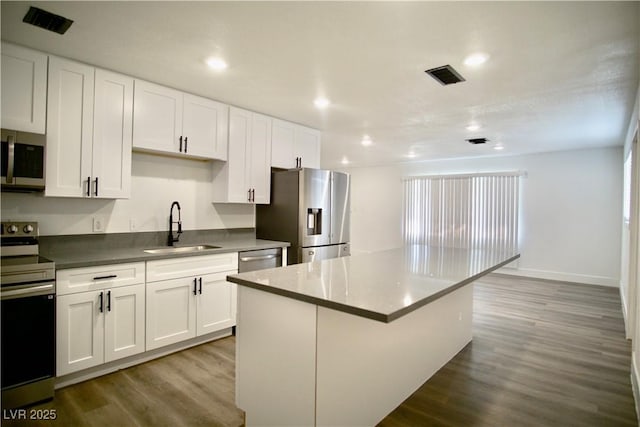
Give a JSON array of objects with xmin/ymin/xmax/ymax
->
[{"xmin": 238, "ymin": 247, "xmax": 283, "ymax": 273}]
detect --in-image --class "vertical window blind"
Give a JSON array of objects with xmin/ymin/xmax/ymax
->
[{"xmin": 403, "ymin": 173, "xmax": 520, "ymax": 254}]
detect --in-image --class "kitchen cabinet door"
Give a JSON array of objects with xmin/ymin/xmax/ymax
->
[
  {"xmin": 197, "ymin": 273, "xmax": 237, "ymax": 336},
  {"xmin": 271, "ymin": 119, "xmax": 296, "ymax": 169},
  {"xmin": 212, "ymin": 107, "xmax": 272, "ymax": 203},
  {"xmin": 132, "ymin": 80, "xmax": 183, "ymax": 154},
  {"xmin": 146, "ymin": 278, "xmax": 197, "ymax": 351},
  {"xmin": 45, "ymin": 57, "xmax": 95, "ymax": 197},
  {"xmin": 57, "ymin": 291, "xmax": 104, "ymax": 376},
  {"xmin": 92, "ymin": 69, "xmax": 133, "ymax": 199},
  {"xmin": 133, "ymin": 81, "xmax": 228, "ymax": 160},
  {"xmin": 295, "ymin": 125, "xmax": 321, "ymax": 169},
  {"xmin": 182, "ymin": 94, "xmax": 229, "ymax": 160},
  {"xmin": 271, "ymin": 120, "xmax": 321, "ymax": 169},
  {"xmin": 1, "ymin": 42, "xmax": 47, "ymax": 133},
  {"xmin": 228, "ymin": 106, "xmax": 252, "ymax": 202},
  {"xmin": 249, "ymin": 112, "xmax": 273, "ymax": 204},
  {"xmin": 104, "ymin": 284, "xmax": 145, "ymax": 363}
]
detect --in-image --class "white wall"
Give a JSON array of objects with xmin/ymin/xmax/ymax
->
[
  {"xmin": 0, "ymin": 152, "xmax": 255, "ymax": 235},
  {"xmin": 343, "ymin": 146, "xmax": 623, "ymax": 287},
  {"xmin": 626, "ymin": 82, "xmax": 640, "ymax": 420},
  {"xmin": 621, "ymin": 84, "xmax": 640, "ymax": 335}
]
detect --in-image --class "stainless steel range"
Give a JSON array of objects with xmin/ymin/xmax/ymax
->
[{"xmin": 1, "ymin": 221, "xmax": 56, "ymax": 409}]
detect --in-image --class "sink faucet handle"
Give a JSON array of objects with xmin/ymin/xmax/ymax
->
[{"xmin": 177, "ymin": 221, "xmax": 182, "ymax": 234}]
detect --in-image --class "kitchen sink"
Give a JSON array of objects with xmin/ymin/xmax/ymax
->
[{"xmin": 143, "ymin": 245, "xmax": 221, "ymax": 254}]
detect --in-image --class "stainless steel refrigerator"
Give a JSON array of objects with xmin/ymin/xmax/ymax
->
[{"xmin": 256, "ymin": 168, "xmax": 350, "ymax": 265}]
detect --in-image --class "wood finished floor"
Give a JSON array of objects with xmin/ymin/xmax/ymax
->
[{"xmin": 4, "ymin": 274, "xmax": 636, "ymax": 426}]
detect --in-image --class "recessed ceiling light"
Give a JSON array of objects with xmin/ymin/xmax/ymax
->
[
  {"xmin": 466, "ymin": 123, "xmax": 480, "ymax": 132},
  {"xmin": 406, "ymin": 151, "xmax": 417, "ymax": 159},
  {"xmin": 314, "ymin": 97, "xmax": 330, "ymax": 109},
  {"xmin": 341, "ymin": 156, "xmax": 350, "ymax": 165},
  {"xmin": 206, "ymin": 57, "xmax": 228, "ymax": 71},
  {"xmin": 463, "ymin": 53, "xmax": 489, "ymax": 67},
  {"xmin": 494, "ymin": 145, "xmax": 504, "ymax": 151},
  {"xmin": 361, "ymin": 135, "xmax": 373, "ymax": 146}
]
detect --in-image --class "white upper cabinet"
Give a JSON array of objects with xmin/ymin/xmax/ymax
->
[
  {"xmin": 295, "ymin": 126, "xmax": 321, "ymax": 169},
  {"xmin": 92, "ymin": 69, "xmax": 133, "ymax": 199},
  {"xmin": 46, "ymin": 57, "xmax": 95, "ymax": 198},
  {"xmin": 132, "ymin": 80, "xmax": 182, "ymax": 154},
  {"xmin": 1, "ymin": 42, "xmax": 47, "ymax": 133},
  {"xmin": 249, "ymin": 112, "xmax": 273, "ymax": 204},
  {"xmin": 132, "ymin": 80, "xmax": 228, "ymax": 160},
  {"xmin": 271, "ymin": 119, "xmax": 296, "ymax": 169},
  {"xmin": 271, "ymin": 119, "xmax": 321, "ymax": 169},
  {"xmin": 183, "ymin": 93, "xmax": 228, "ymax": 159},
  {"xmin": 212, "ymin": 107, "xmax": 272, "ymax": 204},
  {"xmin": 46, "ymin": 57, "xmax": 132, "ymax": 199}
]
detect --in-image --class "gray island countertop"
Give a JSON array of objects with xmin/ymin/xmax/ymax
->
[{"xmin": 227, "ymin": 245, "xmax": 519, "ymax": 322}]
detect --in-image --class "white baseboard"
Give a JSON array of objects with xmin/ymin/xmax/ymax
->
[
  {"xmin": 632, "ymin": 354, "xmax": 640, "ymax": 424},
  {"xmin": 495, "ymin": 266, "xmax": 619, "ymax": 288},
  {"xmin": 621, "ymin": 286, "xmax": 632, "ymax": 339}
]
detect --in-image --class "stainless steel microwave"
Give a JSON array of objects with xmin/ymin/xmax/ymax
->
[{"xmin": 1, "ymin": 129, "xmax": 45, "ymax": 192}]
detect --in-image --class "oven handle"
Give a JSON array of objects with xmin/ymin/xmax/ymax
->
[
  {"xmin": 6, "ymin": 134, "xmax": 15, "ymax": 184},
  {"xmin": 1, "ymin": 281, "xmax": 55, "ymax": 300}
]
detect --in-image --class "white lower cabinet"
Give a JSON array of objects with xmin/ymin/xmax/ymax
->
[
  {"xmin": 145, "ymin": 254, "xmax": 238, "ymax": 351},
  {"xmin": 197, "ymin": 272, "xmax": 237, "ymax": 335},
  {"xmin": 145, "ymin": 277, "xmax": 196, "ymax": 349},
  {"xmin": 56, "ymin": 263, "xmax": 146, "ymax": 376},
  {"xmin": 56, "ymin": 254, "xmax": 239, "ymax": 378}
]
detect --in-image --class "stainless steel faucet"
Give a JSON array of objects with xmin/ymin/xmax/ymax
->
[{"xmin": 168, "ymin": 201, "xmax": 182, "ymax": 246}]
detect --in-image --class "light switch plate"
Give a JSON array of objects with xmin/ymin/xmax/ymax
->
[{"xmin": 93, "ymin": 216, "xmax": 105, "ymax": 233}]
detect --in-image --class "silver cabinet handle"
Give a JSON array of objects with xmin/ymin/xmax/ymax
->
[
  {"xmin": 240, "ymin": 254, "xmax": 277, "ymax": 262},
  {"xmin": 6, "ymin": 134, "xmax": 15, "ymax": 183}
]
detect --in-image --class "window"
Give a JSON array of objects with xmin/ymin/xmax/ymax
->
[{"xmin": 403, "ymin": 173, "xmax": 520, "ymax": 254}]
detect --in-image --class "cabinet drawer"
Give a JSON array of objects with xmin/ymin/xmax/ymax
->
[
  {"xmin": 57, "ymin": 262, "xmax": 145, "ymax": 296},
  {"xmin": 146, "ymin": 253, "xmax": 238, "ymax": 283}
]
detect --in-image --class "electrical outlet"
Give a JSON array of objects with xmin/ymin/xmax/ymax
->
[
  {"xmin": 93, "ymin": 216, "xmax": 105, "ymax": 233},
  {"xmin": 129, "ymin": 218, "xmax": 137, "ymax": 231}
]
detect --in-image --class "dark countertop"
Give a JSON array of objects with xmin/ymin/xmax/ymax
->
[
  {"xmin": 41, "ymin": 229, "xmax": 289, "ymax": 269},
  {"xmin": 228, "ymin": 245, "xmax": 519, "ymax": 323}
]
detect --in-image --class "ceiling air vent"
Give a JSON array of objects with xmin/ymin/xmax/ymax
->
[
  {"xmin": 425, "ymin": 65, "xmax": 466, "ymax": 85},
  {"xmin": 23, "ymin": 6, "xmax": 73, "ymax": 35},
  {"xmin": 467, "ymin": 138, "xmax": 488, "ymax": 145}
]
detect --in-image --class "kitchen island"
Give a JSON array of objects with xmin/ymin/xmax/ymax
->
[{"xmin": 227, "ymin": 245, "xmax": 519, "ymax": 426}]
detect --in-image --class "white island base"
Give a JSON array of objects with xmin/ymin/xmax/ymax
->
[{"xmin": 236, "ymin": 283, "xmax": 473, "ymax": 426}]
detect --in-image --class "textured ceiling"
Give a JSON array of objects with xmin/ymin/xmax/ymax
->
[{"xmin": 1, "ymin": 1, "xmax": 639, "ymax": 168}]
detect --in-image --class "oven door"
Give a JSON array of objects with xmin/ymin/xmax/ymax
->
[{"xmin": 1, "ymin": 281, "xmax": 56, "ymax": 407}]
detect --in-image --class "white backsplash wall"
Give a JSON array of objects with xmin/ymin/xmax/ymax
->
[
  {"xmin": 1, "ymin": 152, "xmax": 255, "ymax": 236},
  {"xmin": 342, "ymin": 146, "xmax": 624, "ymax": 287}
]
